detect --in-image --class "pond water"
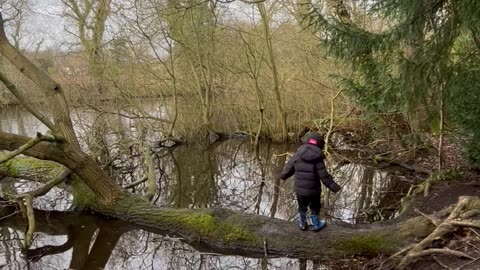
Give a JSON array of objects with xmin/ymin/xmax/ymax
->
[{"xmin": 0, "ymin": 104, "xmax": 413, "ymax": 269}]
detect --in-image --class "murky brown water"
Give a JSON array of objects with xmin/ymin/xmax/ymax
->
[{"xmin": 0, "ymin": 105, "xmax": 412, "ymax": 269}]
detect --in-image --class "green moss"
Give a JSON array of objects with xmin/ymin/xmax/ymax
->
[
  {"xmin": 334, "ymin": 234, "xmax": 397, "ymax": 256},
  {"xmin": 0, "ymin": 153, "xmax": 65, "ymax": 180},
  {"xmin": 179, "ymin": 213, "xmax": 259, "ymax": 243},
  {"xmin": 181, "ymin": 213, "xmax": 217, "ymax": 235}
]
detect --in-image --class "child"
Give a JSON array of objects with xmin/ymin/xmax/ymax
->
[{"xmin": 279, "ymin": 132, "xmax": 340, "ymax": 231}]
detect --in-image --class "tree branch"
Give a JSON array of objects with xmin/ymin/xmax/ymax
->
[
  {"xmin": 0, "ymin": 71, "xmax": 56, "ymax": 131},
  {"xmin": 123, "ymin": 175, "xmax": 147, "ymax": 189},
  {"xmin": 0, "ymin": 131, "xmax": 123, "ymax": 205},
  {"xmin": 0, "ymin": 12, "xmax": 78, "ymax": 145},
  {"xmin": 15, "ymin": 169, "xmax": 71, "ymax": 199},
  {"xmin": 14, "ymin": 168, "xmax": 71, "ymax": 248},
  {"xmin": 0, "ymin": 132, "xmax": 56, "ymax": 164},
  {"xmin": 0, "ymin": 153, "xmax": 69, "ymax": 184}
]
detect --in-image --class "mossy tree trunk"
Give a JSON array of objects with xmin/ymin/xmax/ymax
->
[
  {"xmin": 2, "ymin": 146, "xmax": 480, "ymax": 260},
  {"xmin": 1, "ymin": 164, "xmax": 478, "ymax": 260}
]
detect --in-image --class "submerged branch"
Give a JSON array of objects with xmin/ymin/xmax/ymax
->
[
  {"xmin": 14, "ymin": 168, "xmax": 71, "ymax": 248},
  {"xmin": 24, "ymin": 196, "xmax": 34, "ymax": 248},
  {"xmin": 142, "ymin": 143, "xmax": 156, "ymax": 201}
]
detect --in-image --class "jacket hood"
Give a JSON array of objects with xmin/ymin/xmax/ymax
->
[{"xmin": 298, "ymin": 144, "xmax": 325, "ymax": 162}]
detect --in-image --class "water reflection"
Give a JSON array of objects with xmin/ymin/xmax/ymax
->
[
  {"xmin": 0, "ymin": 206, "xmax": 325, "ymax": 270},
  {"xmin": 0, "ymin": 105, "xmax": 410, "ymax": 221},
  {"xmin": 0, "ymin": 105, "xmax": 412, "ymax": 268}
]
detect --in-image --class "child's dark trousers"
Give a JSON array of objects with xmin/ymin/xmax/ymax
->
[{"xmin": 296, "ymin": 193, "xmax": 321, "ymax": 215}]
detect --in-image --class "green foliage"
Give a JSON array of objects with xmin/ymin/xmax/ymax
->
[{"xmin": 304, "ymin": 0, "xmax": 480, "ymax": 166}]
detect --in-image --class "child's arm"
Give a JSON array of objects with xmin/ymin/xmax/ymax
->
[
  {"xmin": 279, "ymin": 155, "xmax": 297, "ymax": 180},
  {"xmin": 315, "ymin": 160, "xmax": 341, "ymax": 193}
]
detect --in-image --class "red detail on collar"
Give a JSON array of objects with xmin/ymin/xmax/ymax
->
[{"xmin": 308, "ymin": 138, "xmax": 317, "ymax": 145}]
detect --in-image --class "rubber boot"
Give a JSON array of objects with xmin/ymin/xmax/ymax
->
[
  {"xmin": 311, "ymin": 215, "xmax": 326, "ymax": 232},
  {"xmin": 298, "ymin": 212, "xmax": 308, "ymax": 231}
]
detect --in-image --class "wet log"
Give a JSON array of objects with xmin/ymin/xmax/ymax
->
[
  {"xmin": 1, "ymin": 132, "xmax": 479, "ymax": 261},
  {"xmin": 1, "ymin": 193, "xmax": 478, "ymax": 261}
]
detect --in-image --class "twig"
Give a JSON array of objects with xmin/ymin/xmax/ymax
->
[
  {"xmin": 456, "ymin": 256, "xmax": 480, "ymax": 270},
  {"xmin": 414, "ymin": 208, "xmax": 441, "ymax": 227},
  {"xmin": 263, "ymin": 237, "xmax": 268, "ymax": 258},
  {"xmin": 324, "ymin": 89, "xmax": 343, "ymax": 158},
  {"xmin": 124, "ymin": 176, "xmax": 148, "ymax": 189},
  {"xmin": 388, "ymin": 244, "xmax": 415, "ymax": 260},
  {"xmin": 374, "ymin": 155, "xmax": 432, "ymax": 175},
  {"xmin": 142, "ymin": 142, "xmax": 156, "ymax": 201},
  {"xmin": 273, "ymin": 152, "xmax": 293, "ymax": 157},
  {"xmin": 461, "ymin": 210, "xmax": 480, "ymax": 219},
  {"xmin": 469, "ymin": 228, "xmax": 480, "ymax": 238},
  {"xmin": 0, "ymin": 210, "xmax": 19, "ymax": 221},
  {"xmin": 16, "ymin": 169, "xmax": 71, "ymax": 199}
]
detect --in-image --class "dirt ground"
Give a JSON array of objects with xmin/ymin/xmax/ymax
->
[
  {"xmin": 376, "ymin": 179, "xmax": 480, "ymax": 270},
  {"xmin": 331, "ymin": 132, "xmax": 480, "ymax": 269}
]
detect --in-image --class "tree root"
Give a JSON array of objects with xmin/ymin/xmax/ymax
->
[
  {"xmin": 415, "ymin": 248, "xmax": 474, "ymax": 260},
  {"xmin": 397, "ymin": 196, "xmax": 480, "ymax": 269}
]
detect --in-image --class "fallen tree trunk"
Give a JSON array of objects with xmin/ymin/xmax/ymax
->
[
  {"xmin": 1, "ymin": 148, "xmax": 479, "ymax": 260},
  {"xmin": 1, "ymin": 193, "xmax": 478, "ymax": 262}
]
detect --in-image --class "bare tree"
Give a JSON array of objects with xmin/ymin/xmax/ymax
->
[{"xmin": 62, "ymin": 0, "xmax": 112, "ymax": 92}]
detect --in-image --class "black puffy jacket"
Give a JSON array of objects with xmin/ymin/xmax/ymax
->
[{"xmin": 279, "ymin": 143, "xmax": 340, "ymax": 197}]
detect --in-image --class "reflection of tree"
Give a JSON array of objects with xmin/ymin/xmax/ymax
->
[
  {"xmin": 0, "ymin": 206, "xmax": 127, "ymax": 270},
  {"xmin": 355, "ymin": 166, "xmax": 374, "ymax": 220},
  {"xmin": 168, "ymin": 143, "xmax": 219, "ymax": 208},
  {"xmin": 1, "ymin": 205, "xmax": 307, "ymax": 270},
  {"xmin": 269, "ymin": 144, "xmax": 288, "ymax": 218}
]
